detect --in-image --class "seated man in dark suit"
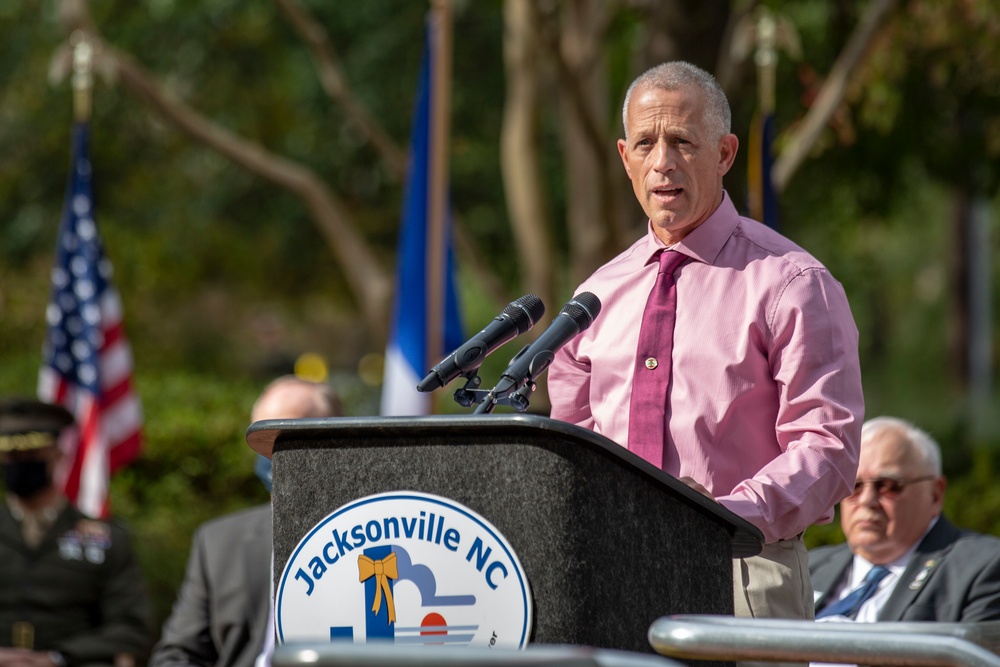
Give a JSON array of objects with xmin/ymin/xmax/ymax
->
[
  {"xmin": 150, "ymin": 376, "xmax": 341, "ymax": 667},
  {"xmin": 810, "ymin": 416, "xmax": 1000, "ymax": 622}
]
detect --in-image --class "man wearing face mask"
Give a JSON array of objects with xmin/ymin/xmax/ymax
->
[
  {"xmin": 151, "ymin": 375, "xmax": 343, "ymax": 667},
  {"xmin": 0, "ymin": 398, "xmax": 153, "ymax": 667}
]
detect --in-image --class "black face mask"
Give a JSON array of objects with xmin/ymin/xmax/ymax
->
[{"xmin": 3, "ymin": 460, "xmax": 51, "ymax": 499}]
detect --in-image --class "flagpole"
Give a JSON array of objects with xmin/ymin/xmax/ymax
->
[
  {"xmin": 41, "ymin": 29, "xmax": 144, "ymax": 515},
  {"xmin": 747, "ymin": 6, "xmax": 780, "ymax": 229},
  {"xmin": 426, "ymin": 0, "xmax": 452, "ymax": 409},
  {"xmin": 71, "ymin": 31, "xmax": 93, "ymax": 123},
  {"xmin": 754, "ymin": 7, "xmax": 777, "ymax": 117}
]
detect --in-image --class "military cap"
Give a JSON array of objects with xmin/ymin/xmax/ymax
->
[{"xmin": 0, "ymin": 398, "xmax": 74, "ymax": 452}]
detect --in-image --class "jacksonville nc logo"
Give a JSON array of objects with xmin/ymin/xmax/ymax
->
[{"xmin": 276, "ymin": 491, "xmax": 532, "ymax": 648}]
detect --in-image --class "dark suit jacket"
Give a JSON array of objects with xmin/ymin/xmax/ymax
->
[
  {"xmin": 150, "ymin": 504, "xmax": 272, "ymax": 667},
  {"xmin": 810, "ymin": 516, "xmax": 1000, "ymax": 622}
]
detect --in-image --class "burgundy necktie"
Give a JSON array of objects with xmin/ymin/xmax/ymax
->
[{"xmin": 628, "ymin": 249, "xmax": 687, "ymax": 467}]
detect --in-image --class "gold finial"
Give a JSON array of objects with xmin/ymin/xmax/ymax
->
[
  {"xmin": 71, "ymin": 30, "xmax": 93, "ymax": 122},
  {"xmin": 732, "ymin": 7, "xmax": 802, "ymax": 115},
  {"xmin": 755, "ymin": 7, "xmax": 777, "ymax": 115}
]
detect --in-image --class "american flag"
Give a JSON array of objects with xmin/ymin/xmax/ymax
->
[{"xmin": 38, "ymin": 122, "xmax": 143, "ymax": 519}]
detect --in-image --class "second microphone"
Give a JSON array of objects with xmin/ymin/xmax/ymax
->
[{"xmin": 417, "ymin": 294, "xmax": 545, "ymax": 392}]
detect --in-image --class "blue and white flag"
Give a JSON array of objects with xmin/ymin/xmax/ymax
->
[
  {"xmin": 747, "ymin": 111, "xmax": 779, "ymax": 230},
  {"xmin": 380, "ymin": 35, "xmax": 463, "ymax": 416}
]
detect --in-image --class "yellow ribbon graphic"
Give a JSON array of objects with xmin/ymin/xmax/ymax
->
[{"xmin": 358, "ymin": 552, "xmax": 398, "ymax": 623}]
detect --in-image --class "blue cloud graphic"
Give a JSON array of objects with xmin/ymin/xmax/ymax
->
[{"xmin": 393, "ymin": 546, "xmax": 476, "ymax": 606}]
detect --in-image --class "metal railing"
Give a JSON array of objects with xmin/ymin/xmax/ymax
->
[
  {"xmin": 273, "ymin": 642, "xmax": 683, "ymax": 667},
  {"xmin": 648, "ymin": 615, "xmax": 1000, "ymax": 667}
]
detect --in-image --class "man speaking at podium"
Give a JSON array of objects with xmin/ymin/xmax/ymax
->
[{"xmin": 547, "ymin": 61, "xmax": 864, "ymax": 621}]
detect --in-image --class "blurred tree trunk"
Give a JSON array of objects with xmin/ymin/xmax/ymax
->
[
  {"xmin": 500, "ymin": 0, "xmax": 556, "ymax": 313},
  {"xmin": 554, "ymin": 0, "xmax": 629, "ymax": 287},
  {"xmin": 951, "ymin": 187, "xmax": 994, "ymax": 430},
  {"xmin": 634, "ymin": 0, "xmax": 732, "ymax": 72}
]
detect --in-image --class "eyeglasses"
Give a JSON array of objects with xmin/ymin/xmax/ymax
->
[{"xmin": 848, "ymin": 475, "xmax": 936, "ymax": 500}]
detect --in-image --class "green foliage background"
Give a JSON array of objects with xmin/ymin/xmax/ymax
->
[{"xmin": 0, "ymin": 0, "xmax": 998, "ymax": 633}]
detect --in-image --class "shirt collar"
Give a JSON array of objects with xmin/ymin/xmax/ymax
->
[{"xmin": 641, "ymin": 190, "xmax": 741, "ymax": 267}]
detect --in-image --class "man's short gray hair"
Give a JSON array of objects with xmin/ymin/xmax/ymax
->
[
  {"xmin": 861, "ymin": 416, "xmax": 943, "ymax": 476},
  {"xmin": 621, "ymin": 61, "xmax": 731, "ymax": 142}
]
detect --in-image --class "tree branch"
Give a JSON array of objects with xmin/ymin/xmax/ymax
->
[
  {"xmin": 272, "ymin": 0, "xmax": 408, "ymax": 181},
  {"xmin": 501, "ymin": 0, "xmax": 555, "ymax": 310},
  {"xmin": 56, "ymin": 0, "xmax": 393, "ymax": 339},
  {"xmin": 772, "ymin": 0, "xmax": 899, "ymax": 191},
  {"xmin": 272, "ymin": 0, "xmax": 510, "ymax": 311}
]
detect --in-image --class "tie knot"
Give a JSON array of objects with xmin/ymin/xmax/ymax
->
[
  {"xmin": 658, "ymin": 249, "xmax": 687, "ymax": 276},
  {"xmin": 865, "ymin": 565, "xmax": 890, "ymax": 583}
]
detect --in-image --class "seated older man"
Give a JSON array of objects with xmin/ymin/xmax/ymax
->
[{"xmin": 810, "ymin": 416, "xmax": 1000, "ymax": 622}]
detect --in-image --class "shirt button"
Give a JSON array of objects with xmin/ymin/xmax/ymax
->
[{"xmin": 644, "ymin": 357, "xmax": 658, "ymax": 369}]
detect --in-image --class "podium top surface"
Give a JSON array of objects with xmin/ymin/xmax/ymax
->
[{"xmin": 246, "ymin": 413, "xmax": 764, "ymax": 558}]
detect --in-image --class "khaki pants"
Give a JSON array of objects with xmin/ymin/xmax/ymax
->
[{"xmin": 733, "ymin": 535, "xmax": 813, "ymax": 667}]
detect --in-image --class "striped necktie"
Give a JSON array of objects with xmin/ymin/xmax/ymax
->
[{"xmin": 816, "ymin": 565, "xmax": 891, "ymax": 619}]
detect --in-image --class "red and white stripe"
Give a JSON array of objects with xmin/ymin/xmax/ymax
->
[{"xmin": 39, "ymin": 288, "xmax": 142, "ymax": 518}]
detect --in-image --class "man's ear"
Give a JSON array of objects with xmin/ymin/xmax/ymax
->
[
  {"xmin": 718, "ymin": 133, "xmax": 738, "ymax": 177},
  {"xmin": 617, "ymin": 138, "xmax": 633, "ymax": 180},
  {"xmin": 932, "ymin": 475, "xmax": 947, "ymax": 507}
]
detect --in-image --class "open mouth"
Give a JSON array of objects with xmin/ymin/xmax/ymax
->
[{"xmin": 652, "ymin": 185, "xmax": 682, "ymax": 198}]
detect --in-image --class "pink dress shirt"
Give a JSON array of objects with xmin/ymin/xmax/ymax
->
[{"xmin": 548, "ymin": 192, "xmax": 864, "ymax": 543}]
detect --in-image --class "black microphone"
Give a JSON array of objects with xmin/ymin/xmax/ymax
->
[
  {"xmin": 488, "ymin": 292, "xmax": 602, "ymax": 401},
  {"xmin": 416, "ymin": 294, "xmax": 545, "ymax": 392}
]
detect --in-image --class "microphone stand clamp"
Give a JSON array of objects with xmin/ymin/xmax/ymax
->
[{"xmin": 456, "ymin": 373, "xmax": 536, "ymax": 414}]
